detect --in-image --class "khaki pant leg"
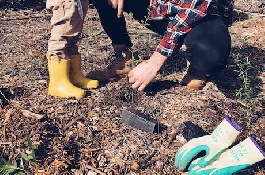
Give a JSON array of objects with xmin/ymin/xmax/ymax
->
[
  {"xmin": 47, "ymin": 0, "xmax": 86, "ymax": 60},
  {"xmin": 68, "ymin": 0, "xmax": 89, "ymax": 55}
]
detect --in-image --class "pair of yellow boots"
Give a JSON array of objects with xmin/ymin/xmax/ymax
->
[{"xmin": 48, "ymin": 54, "xmax": 99, "ymax": 99}]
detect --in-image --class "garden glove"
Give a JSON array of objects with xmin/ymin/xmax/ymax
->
[
  {"xmin": 175, "ymin": 115, "xmax": 242, "ymax": 171},
  {"xmin": 188, "ymin": 136, "xmax": 265, "ymax": 175}
]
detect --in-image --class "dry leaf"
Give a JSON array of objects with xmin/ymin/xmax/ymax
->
[
  {"xmin": 68, "ymin": 99, "xmax": 78, "ymax": 103},
  {"xmin": 168, "ymin": 128, "xmax": 180, "ymax": 144},
  {"xmin": 56, "ymin": 110, "xmax": 66, "ymax": 114},
  {"xmin": 71, "ymin": 169, "xmax": 83, "ymax": 175},
  {"xmin": 28, "ymin": 51, "xmax": 34, "ymax": 56},
  {"xmin": 4, "ymin": 112, "xmax": 11, "ymax": 124},
  {"xmin": 87, "ymin": 171, "xmax": 97, "ymax": 175},
  {"xmin": 9, "ymin": 88, "xmax": 14, "ymax": 94},
  {"xmin": 21, "ymin": 110, "xmax": 44, "ymax": 119},
  {"xmin": 35, "ymin": 170, "xmax": 50, "ymax": 175},
  {"xmin": 105, "ymin": 150, "xmax": 125, "ymax": 166},
  {"xmin": 80, "ymin": 148, "xmax": 102, "ymax": 152},
  {"xmin": 130, "ymin": 161, "xmax": 139, "ymax": 171},
  {"xmin": 110, "ymin": 157, "xmax": 125, "ymax": 166},
  {"xmin": 51, "ymin": 159, "xmax": 68, "ymax": 168},
  {"xmin": 181, "ymin": 173, "xmax": 188, "ymax": 175},
  {"xmin": 156, "ymin": 161, "xmax": 164, "ymax": 173},
  {"xmin": 211, "ymin": 93, "xmax": 218, "ymax": 98},
  {"xmin": 38, "ymin": 80, "xmax": 47, "ymax": 84}
]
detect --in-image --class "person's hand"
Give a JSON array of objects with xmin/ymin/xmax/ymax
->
[
  {"xmin": 107, "ymin": 0, "xmax": 124, "ymax": 18},
  {"xmin": 128, "ymin": 52, "xmax": 167, "ymax": 91},
  {"xmin": 189, "ymin": 136, "xmax": 265, "ymax": 175},
  {"xmin": 175, "ymin": 116, "xmax": 242, "ymax": 171},
  {"xmin": 46, "ymin": 0, "xmax": 61, "ymax": 10}
]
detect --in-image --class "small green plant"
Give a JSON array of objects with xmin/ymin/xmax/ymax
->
[
  {"xmin": 127, "ymin": 46, "xmax": 143, "ymax": 103},
  {"xmin": 234, "ymin": 56, "xmax": 256, "ymax": 127},
  {"xmin": 126, "ymin": 9, "xmax": 151, "ymax": 103},
  {"xmin": 128, "ymin": 46, "xmax": 142, "ymax": 68},
  {"xmin": 238, "ymin": 36, "xmax": 250, "ymax": 49},
  {"xmin": 140, "ymin": 8, "xmax": 151, "ymax": 27},
  {"xmin": 128, "ymin": 8, "xmax": 150, "ymax": 27},
  {"xmin": 0, "ymin": 128, "xmax": 38, "ymax": 175}
]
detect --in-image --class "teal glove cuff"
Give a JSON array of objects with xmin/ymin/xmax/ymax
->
[{"xmin": 189, "ymin": 136, "xmax": 265, "ymax": 175}]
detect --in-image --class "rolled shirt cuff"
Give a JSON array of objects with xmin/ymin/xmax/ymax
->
[{"xmin": 156, "ymin": 39, "xmax": 179, "ymax": 57}]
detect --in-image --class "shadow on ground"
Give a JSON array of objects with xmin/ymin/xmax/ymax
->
[
  {"xmin": 232, "ymin": 10, "xmax": 249, "ymax": 23},
  {"xmin": 212, "ymin": 45, "xmax": 264, "ymax": 100},
  {"xmin": 145, "ymin": 44, "xmax": 264, "ymax": 101},
  {"xmin": 0, "ymin": 87, "xmax": 28, "ymax": 108},
  {"xmin": 36, "ymin": 117, "xmax": 82, "ymax": 172},
  {"xmin": 0, "ymin": 0, "xmax": 46, "ymax": 10}
]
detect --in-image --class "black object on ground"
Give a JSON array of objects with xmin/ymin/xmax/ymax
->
[
  {"xmin": 181, "ymin": 121, "xmax": 208, "ymax": 141},
  {"xmin": 121, "ymin": 107, "xmax": 159, "ymax": 134}
]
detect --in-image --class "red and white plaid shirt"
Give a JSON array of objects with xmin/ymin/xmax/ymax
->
[{"xmin": 149, "ymin": 0, "xmax": 233, "ymax": 57}]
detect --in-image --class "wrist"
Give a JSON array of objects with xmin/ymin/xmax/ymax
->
[{"xmin": 149, "ymin": 52, "xmax": 167, "ymax": 66}]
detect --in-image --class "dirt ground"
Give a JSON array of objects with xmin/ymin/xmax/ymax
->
[{"xmin": 0, "ymin": 3, "xmax": 264, "ymax": 175}]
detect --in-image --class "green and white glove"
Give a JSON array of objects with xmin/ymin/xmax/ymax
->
[
  {"xmin": 175, "ymin": 115, "xmax": 242, "ymax": 171},
  {"xmin": 189, "ymin": 136, "xmax": 265, "ymax": 175}
]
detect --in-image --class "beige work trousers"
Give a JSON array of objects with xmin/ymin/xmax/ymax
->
[{"xmin": 46, "ymin": 0, "xmax": 89, "ymax": 60}]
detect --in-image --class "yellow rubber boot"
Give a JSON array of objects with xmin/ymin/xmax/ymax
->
[
  {"xmin": 48, "ymin": 58, "xmax": 86, "ymax": 99},
  {"xmin": 69, "ymin": 55, "xmax": 99, "ymax": 89}
]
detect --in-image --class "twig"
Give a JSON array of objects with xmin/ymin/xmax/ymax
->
[
  {"xmin": 1, "ymin": 14, "xmax": 52, "ymax": 21},
  {"xmin": 85, "ymin": 165, "xmax": 106, "ymax": 175},
  {"xmin": 3, "ymin": 125, "xmax": 6, "ymax": 143},
  {"xmin": 80, "ymin": 148, "xmax": 103, "ymax": 152},
  {"xmin": 92, "ymin": 29, "xmax": 105, "ymax": 36},
  {"xmin": 63, "ymin": 116, "xmax": 83, "ymax": 130},
  {"xmin": 21, "ymin": 110, "xmax": 44, "ymax": 120},
  {"xmin": 128, "ymin": 28, "xmax": 157, "ymax": 34},
  {"xmin": 140, "ymin": 149, "xmax": 156, "ymax": 165},
  {"xmin": 0, "ymin": 142, "xmax": 12, "ymax": 145},
  {"xmin": 234, "ymin": 8, "xmax": 265, "ymax": 17},
  {"xmin": 0, "ymin": 90, "xmax": 8, "ymax": 102},
  {"xmin": 168, "ymin": 128, "xmax": 180, "ymax": 146}
]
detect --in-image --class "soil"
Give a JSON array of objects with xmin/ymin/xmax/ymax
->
[{"xmin": 0, "ymin": 3, "xmax": 264, "ymax": 175}]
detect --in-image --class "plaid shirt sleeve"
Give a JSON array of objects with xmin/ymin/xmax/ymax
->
[{"xmin": 149, "ymin": 0, "xmax": 233, "ymax": 57}]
